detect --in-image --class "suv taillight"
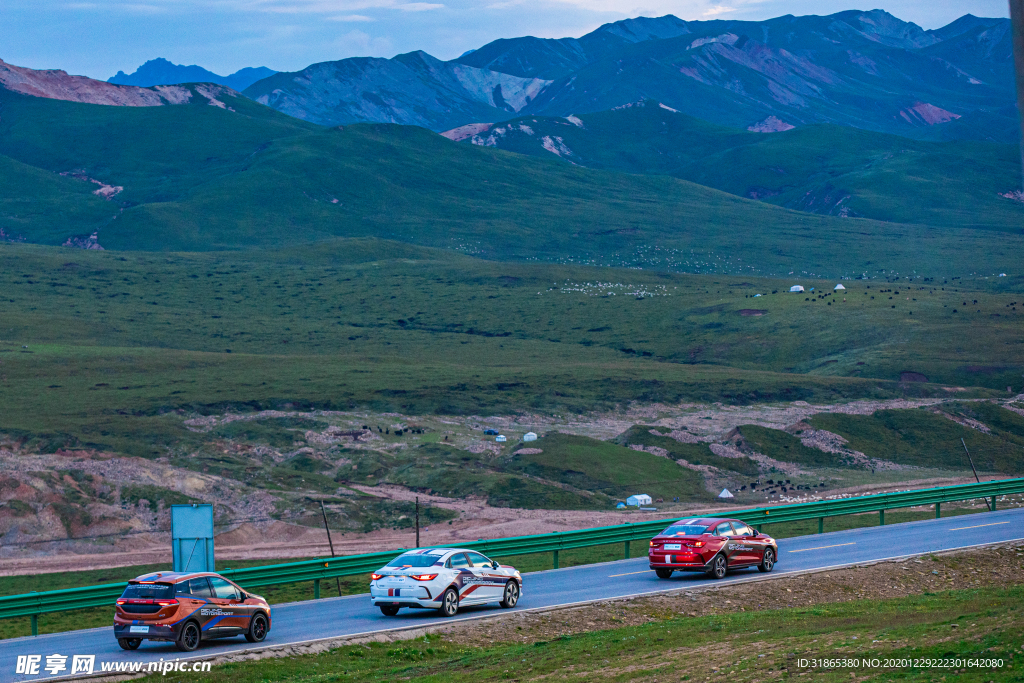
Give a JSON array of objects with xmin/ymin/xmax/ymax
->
[{"xmin": 156, "ymin": 599, "xmax": 178, "ymax": 607}]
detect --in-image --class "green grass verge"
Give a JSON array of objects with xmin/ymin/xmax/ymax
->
[{"xmin": 128, "ymin": 585, "xmax": 1023, "ymax": 682}]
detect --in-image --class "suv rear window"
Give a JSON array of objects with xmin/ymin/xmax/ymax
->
[{"xmin": 121, "ymin": 583, "xmax": 174, "ymax": 600}]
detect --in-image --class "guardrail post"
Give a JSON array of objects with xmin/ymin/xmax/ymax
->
[
  {"xmin": 818, "ymin": 517, "xmax": 823, "ymax": 534},
  {"xmin": 31, "ymin": 614, "xmax": 37, "ymax": 636},
  {"xmin": 553, "ymin": 550, "xmax": 559, "ymax": 569},
  {"xmin": 991, "ymin": 495, "xmax": 997, "ymax": 511},
  {"xmin": 879, "ymin": 510, "xmax": 885, "ymax": 526},
  {"xmin": 624, "ymin": 541, "xmax": 630, "ymax": 559},
  {"xmin": 314, "ymin": 579, "xmax": 320, "ymax": 599},
  {"xmin": 935, "ymin": 502, "xmax": 941, "ymax": 519}
]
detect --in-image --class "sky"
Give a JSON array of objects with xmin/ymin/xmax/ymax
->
[{"xmin": 1, "ymin": 0, "xmax": 1012, "ymax": 80}]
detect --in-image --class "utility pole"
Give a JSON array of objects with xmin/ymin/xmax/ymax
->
[
  {"xmin": 961, "ymin": 438, "xmax": 994, "ymax": 511},
  {"xmin": 1012, "ymin": 0, "xmax": 1024, "ymax": 187},
  {"xmin": 415, "ymin": 497, "xmax": 420, "ymax": 548},
  {"xmin": 320, "ymin": 501, "xmax": 342, "ymax": 597}
]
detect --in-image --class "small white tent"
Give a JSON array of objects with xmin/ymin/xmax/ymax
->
[
  {"xmin": 834, "ymin": 284, "xmax": 846, "ymax": 291},
  {"xmin": 523, "ymin": 432, "xmax": 538, "ymax": 442},
  {"xmin": 495, "ymin": 435, "xmax": 507, "ymax": 442},
  {"xmin": 626, "ymin": 494, "xmax": 652, "ymax": 506},
  {"xmin": 718, "ymin": 488, "xmax": 734, "ymax": 499},
  {"xmin": 789, "ymin": 285, "xmax": 805, "ymax": 293}
]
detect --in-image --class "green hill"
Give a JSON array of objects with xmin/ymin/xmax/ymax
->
[
  {"xmin": 0, "ymin": 89, "xmax": 1022, "ymax": 277},
  {"xmin": 447, "ymin": 102, "xmax": 1024, "ymax": 232}
]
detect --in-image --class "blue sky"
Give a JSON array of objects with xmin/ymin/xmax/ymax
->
[{"xmin": 1, "ymin": 0, "xmax": 1011, "ymax": 80}]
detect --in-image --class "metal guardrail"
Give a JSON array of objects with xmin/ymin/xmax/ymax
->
[{"xmin": 3, "ymin": 477, "xmax": 1022, "ymax": 634}]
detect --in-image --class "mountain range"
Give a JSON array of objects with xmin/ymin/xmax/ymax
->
[
  {"xmin": 239, "ymin": 10, "xmax": 1016, "ymax": 140},
  {"xmin": 109, "ymin": 58, "xmax": 276, "ymax": 91},
  {"xmin": 104, "ymin": 10, "xmax": 1017, "ymax": 142}
]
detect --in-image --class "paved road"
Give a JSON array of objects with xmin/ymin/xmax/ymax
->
[{"xmin": 5, "ymin": 507, "xmax": 1024, "ymax": 682}]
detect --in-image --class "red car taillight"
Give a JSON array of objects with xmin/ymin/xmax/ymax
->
[
  {"xmin": 156, "ymin": 599, "xmax": 178, "ymax": 607},
  {"xmin": 116, "ymin": 599, "xmax": 126, "ymax": 606},
  {"xmin": 649, "ymin": 541, "xmax": 658, "ymax": 547},
  {"xmin": 687, "ymin": 541, "xmax": 705, "ymax": 548},
  {"xmin": 371, "ymin": 573, "xmax": 383, "ymax": 581},
  {"xmin": 410, "ymin": 574, "xmax": 437, "ymax": 582}
]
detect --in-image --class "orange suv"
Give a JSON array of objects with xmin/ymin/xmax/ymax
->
[{"xmin": 114, "ymin": 571, "xmax": 271, "ymax": 652}]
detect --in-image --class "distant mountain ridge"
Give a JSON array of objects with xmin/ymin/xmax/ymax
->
[
  {"xmin": 243, "ymin": 9, "xmax": 1016, "ymax": 139},
  {"xmin": 109, "ymin": 58, "xmax": 276, "ymax": 91}
]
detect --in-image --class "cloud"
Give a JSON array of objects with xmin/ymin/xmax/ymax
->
[
  {"xmin": 330, "ymin": 28, "xmax": 393, "ymax": 55},
  {"xmin": 703, "ymin": 4, "xmax": 736, "ymax": 16},
  {"xmin": 396, "ymin": 2, "xmax": 443, "ymax": 9},
  {"xmin": 328, "ymin": 12, "xmax": 374, "ymax": 19}
]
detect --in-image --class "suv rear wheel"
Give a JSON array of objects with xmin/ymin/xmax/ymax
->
[
  {"xmin": 175, "ymin": 621, "xmax": 201, "ymax": 652},
  {"xmin": 117, "ymin": 638, "xmax": 142, "ymax": 651}
]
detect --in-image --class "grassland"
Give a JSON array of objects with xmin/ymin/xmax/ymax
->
[
  {"xmin": 1, "ymin": 240, "xmax": 1022, "ymax": 456},
  {"xmin": 1, "ymin": 89, "xmax": 1023, "ymax": 277}
]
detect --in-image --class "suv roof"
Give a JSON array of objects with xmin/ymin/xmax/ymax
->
[{"xmin": 130, "ymin": 571, "xmax": 222, "ymax": 584}]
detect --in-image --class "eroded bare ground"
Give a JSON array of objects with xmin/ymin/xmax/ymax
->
[{"xmin": 2, "ymin": 395, "xmax": 1021, "ymax": 576}]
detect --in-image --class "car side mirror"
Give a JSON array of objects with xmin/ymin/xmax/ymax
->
[{"xmin": 492, "ymin": 561, "xmax": 499, "ymax": 569}]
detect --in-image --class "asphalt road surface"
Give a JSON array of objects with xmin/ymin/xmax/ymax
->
[{"xmin": 5, "ymin": 507, "xmax": 1024, "ymax": 682}]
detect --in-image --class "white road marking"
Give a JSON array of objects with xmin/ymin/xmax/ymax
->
[
  {"xmin": 949, "ymin": 521, "xmax": 1009, "ymax": 531},
  {"xmin": 788, "ymin": 542, "xmax": 856, "ymax": 553}
]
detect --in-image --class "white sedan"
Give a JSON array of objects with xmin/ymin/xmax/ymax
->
[{"xmin": 370, "ymin": 547, "xmax": 522, "ymax": 617}]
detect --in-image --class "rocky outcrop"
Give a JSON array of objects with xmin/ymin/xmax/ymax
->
[{"xmin": 0, "ymin": 59, "xmax": 190, "ymax": 106}]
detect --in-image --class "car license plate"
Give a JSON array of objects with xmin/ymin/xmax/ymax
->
[
  {"xmin": 129, "ymin": 626, "xmax": 150, "ymax": 634},
  {"xmin": 664, "ymin": 544, "xmax": 681, "ymax": 550}
]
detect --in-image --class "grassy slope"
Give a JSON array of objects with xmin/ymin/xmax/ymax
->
[
  {"xmin": 456, "ymin": 104, "xmax": 1024, "ymax": 231},
  {"xmin": 0, "ymin": 90, "xmax": 1022, "ymax": 276},
  {"xmin": 0, "ymin": 154, "xmax": 115, "ymax": 242},
  {"xmin": 612, "ymin": 425, "xmax": 761, "ymax": 476},
  {"xmin": 736, "ymin": 424, "xmax": 855, "ymax": 468},
  {"xmin": 809, "ymin": 409, "xmax": 1024, "ymax": 473},
  {"xmin": 508, "ymin": 433, "xmax": 709, "ymax": 502}
]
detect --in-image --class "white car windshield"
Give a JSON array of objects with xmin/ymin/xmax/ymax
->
[{"xmin": 386, "ymin": 554, "xmax": 439, "ymax": 568}]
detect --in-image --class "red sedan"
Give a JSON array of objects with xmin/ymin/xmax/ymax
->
[{"xmin": 649, "ymin": 517, "xmax": 778, "ymax": 579}]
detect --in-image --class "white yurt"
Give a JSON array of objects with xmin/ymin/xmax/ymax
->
[
  {"xmin": 495, "ymin": 435, "xmax": 507, "ymax": 442},
  {"xmin": 523, "ymin": 432, "xmax": 538, "ymax": 442},
  {"xmin": 789, "ymin": 285, "xmax": 805, "ymax": 293},
  {"xmin": 834, "ymin": 284, "xmax": 846, "ymax": 291},
  {"xmin": 718, "ymin": 488, "xmax": 734, "ymax": 499},
  {"xmin": 626, "ymin": 494, "xmax": 652, "ymax": 507}
]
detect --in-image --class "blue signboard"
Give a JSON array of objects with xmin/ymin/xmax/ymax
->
[{"xmin": 171, "ymin": 504, "xmax": 215, "ymax": 573}]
